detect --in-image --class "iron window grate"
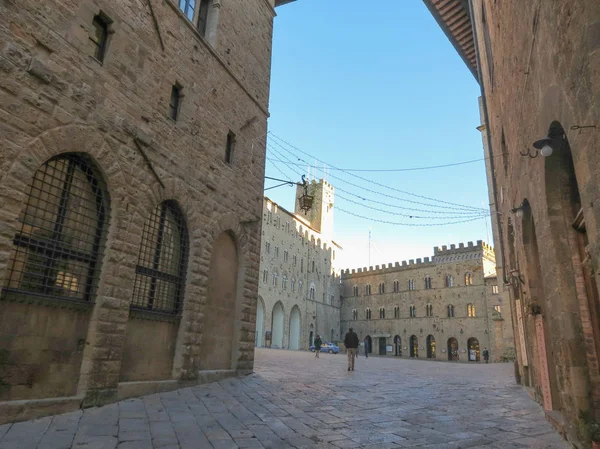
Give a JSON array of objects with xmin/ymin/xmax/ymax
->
[
  {"xmin": 131, "ymin": 201, "xmax": 188, "ymax": 315},
  {"xmin": 3, "ymin": 154, "xmax": 109, "ymax": 302}
]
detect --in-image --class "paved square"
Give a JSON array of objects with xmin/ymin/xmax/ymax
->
[{"xmin": 0, "ymin": 349, "xmax": 570, "ymax": 448}]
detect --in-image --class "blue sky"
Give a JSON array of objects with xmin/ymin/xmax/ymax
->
[{"xmin": 264, "ymin": 0, "xmax": 491, "ymax": 269}]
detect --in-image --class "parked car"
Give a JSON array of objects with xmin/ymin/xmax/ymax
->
[{"xmin": 309, "ymin": 342, "xmax": 340, "ymax": 354}]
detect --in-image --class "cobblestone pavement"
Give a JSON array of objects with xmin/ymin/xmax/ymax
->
[{"xmin": 0, "ymin": 348, "xmax": 571, "ymax": 449}]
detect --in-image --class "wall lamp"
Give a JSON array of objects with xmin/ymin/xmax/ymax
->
[
  {"xmin": 511, "ymin": 203, "xmax": 525, "ymax": 218},
  {"xmin": 520, "ymin": 136, "xmax": 553, "ymax": 158}
]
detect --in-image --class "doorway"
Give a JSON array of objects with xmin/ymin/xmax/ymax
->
[
  {"xmin": 288, "ymin": 306, "xmax": 301, "ymax": 350},
  {"xmin": 426, "ymin": 335, "xmax": 436, "ymax": 359},
  {"xmin": 365, "ymin": 335, "xmax": 372, "ymax": 355},
  {"xmin": 379, "ymin": 337, "xmax": 387, "ymax": 356},
  {"xmin": 410, "ymin": 335, "xmax": 418, "ymax": 358},
  {"xmin": 271, "ymin": 302, "xmax": 284, "ymax": 349},
  {"xmin": 468, "ymin": 337, "xmax": 480, "ymax": 362},
  {"xmin": 448, "ymin": 337, "xmax": 459, "ymax": 361},
  {"xmin": 394, "ymin": 335, "xmax": 401, "ymax": 356}
]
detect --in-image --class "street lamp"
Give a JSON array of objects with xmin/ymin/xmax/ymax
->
[
  {"xmin": 533, "ymin": 135, "xmax": 553, "ymax": 157},
  {"xmin": 297, "ymin": 175, "xmax": 314, "ymax": 215}
]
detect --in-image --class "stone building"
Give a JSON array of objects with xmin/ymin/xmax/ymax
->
[
  {"xmin": 424, "ymin": 0, "xmax": 599, "ymax": 445},
  {"xmin": 340, "ymin": 241, "xmax": 514, "ymax": 362},
  {"xmin": 0, "ymin": 0, "xmax": 291, "ymax": 423},
  {"xmin": 257, "ymin": 179, "xmax": 342, "ymax": 351}
]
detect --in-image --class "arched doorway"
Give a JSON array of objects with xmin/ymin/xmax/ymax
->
[
  {"xmin": 448, "ymin": 337, "xmax": 459, "ymax": 361},
  {"xmin": 256, "ymin": 297, "xmax": 265, "ymax": 348},
  {"xmin": 289, "ymin": 306, "xmax": 301, "ymax": 350},
  {"xmin": 365, "ymin": 335, "xmax": 372, "ymax": 354},
  {"xmin": 426, "ymin": 335, "xmax": 436, "ymax": 359},
  {"xmin": 467, "ymin": 337, "xmax": 480, "ymax": 362},
  {"xmin": 410, "ymin": 335, "xmax": 418, "ymax": 358},
  {"xmin": 200, "ymin": 232, "xmax": 238, "ymax": 370},
  {"xmin": 271, "ymin": 302, "xmax": 284, "ymax": 349},
  {"xmin": 394, "ymin": 335, "xmax": 401, "ymax": 356}
]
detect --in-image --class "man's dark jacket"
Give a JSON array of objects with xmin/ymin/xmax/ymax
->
[{"xmin": 344, "ymin": 330, "xmax": 359, "ymax": 349}]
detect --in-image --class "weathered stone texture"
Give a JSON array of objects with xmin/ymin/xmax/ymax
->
[{"xmin": 0, "ymin": 0, "xmax": 279, "ymax": 423}]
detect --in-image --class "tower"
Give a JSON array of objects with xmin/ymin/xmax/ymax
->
[{"xmin": 295, "ymin": 179, "xmax": 335, "ymax": 239}]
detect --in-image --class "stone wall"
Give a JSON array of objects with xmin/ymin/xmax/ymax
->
[{"xmin": 0, "ymin": 0, "xmax": 282, "ymax": 423}]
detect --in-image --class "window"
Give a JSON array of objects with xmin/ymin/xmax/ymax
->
[
  {"xmin": 263, "ymin": 270, "xmax": 268, "ymax": 283},
  {"xmin": 275, "ymin": 246, "xmax": 279, "ymax": 258},
  {"xmin": 300, "ymin": 259, "xmax": 304, "ymax": 273},
  {"xmin": 330, "ymin": 294, "xmax": 335, "ymax": 305},
  {"xmin": 312, "ymin": 260, "xmax": 315, "ymax": 272},
  {"xmin": 465, "ymin": 273, "xmax": 473, "ymax": 286},
  {"xmin": 352, "ymin": 285, "xmax": 358, "ymax": 296},
  {"xmin": 273, "ymin": 272, "xmax": 278, "ymax": 287},
  {"xmin": 284, "ymin": 250, "xmax": 288, "ymax": 262},
  {"xmin": 179, "ymin": 0, "xmax": 196, "ymax": 20},
  {"xmin": 425, "ymin": 276, "xmax": 432, "ymax": 289},
  {"xmin": 409, "ymin": 306, "xmax": 416, "ymax": 318},
  {"xmin": 467, "ymin": 303, "xmax": 476, "ymax": 317},
  {"xmin": 225, "ymin": 131, "xmax": 235, "ymax": 164},
  {"xmin": 309, "ymin": 285, "xmax": 315, "ymax": 300},
  {"xmin": 352, "ymin": 309, "xmax": 358, "ymax": 320},
  {"xmin": 494, "ymin": 305, "xmax": 502, "ymax": 313},
  {"xmin": 282, "ymin": 275, "xmax": 287, "ymax": 290},
  {"xmin": 408, "ymin": 279, "xmax": 415, "ymax": 291},
  {"xmin": 379, "ymin": 282, "xmax": 385, "ymax": 294},
  {"xmin": 286, "ymin": 222, "xmax": 290, "ymax": 233},
  {"xmin": 265, "ymin": 242, "xmax": 270, "ymax": 254},
  {"xmin": 365, "ymin": 284, "xmax": 372, "ymax": 295},
  {"xmin": 298, "ymin": 281, "xmax": 303, "ymax": 293},
  {"xmin": 3, "ymin": 154, "xmax": 108, "ymax": 303},
  {"xmin": 89, "ymin": 14, "xmax": 110, "ymax": 62},
  {"xmin": 394, "ymin": 306, "xmax": 400, "ymax": 318},
  {"xmin": 168, "ymin": 84, "xmax": 182, "ymax": 121},
  {"xmin": 293, "ymin": 255, "xmax": 297, "ymax": 266},
  {"xmin": 393, "ymin": 280, "xmax": 399, "ymax": 293},
  {"xmin": 365, "ymin": 308, "xmax": 372, "ymax": 320},
  {"xmin": 447, "ymin": 304, "xmax": 455, "ymax": 317},
  {"xmin": 291, "ymin": 278, "xmax": 295, "ymax": 292},
  {"xmin": 492, "ymin": 285, "xmax": 499, "ymax": 294},
  {"xmin": 426, "ymin": 304, "xmax": 433, "ymax": 317},
  {"xmin": 445, "ymin": 275, "xmax": 454, "ymax": 288},
  {"xmin": 267, "ymin": 211, "xmax": 272, "ymax": 223},
  {"xmin": 132, "ymin": 201, "xmax": 188, "ymax": 314},
  {"xmin": 379, "ymin": 307, "xmax": 385, "ymax": 319},
  {"xmin": 197, "ymin": 0, "xmax": 212, "ymax": 36}
]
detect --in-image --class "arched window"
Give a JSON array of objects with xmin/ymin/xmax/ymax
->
[
  {"xmin": 365, "ymin": 308, "xmax": 372, "ymax": 320},
  {"xmin": 409, "ymin": 305, "xmax": 416, "ymax": 318},
  {"xmin": 293, "ymin": 255, "xmax": 297, "ymax": 266},
  {"xmin": 298, "ymin": 280, "xmax": 303, "ymax": 293},
  {"xmin": 4, "ymin": 154, "xmax": 109, "ymax": 302},
  {"xmin": 353, "ymin": 285, "xmax": 359, "ymax": 296},
  {"xmin": 408, "ymin": 279, "xmax": 415, "ymax": 291},
  {"xmin": 290, "ymin": 278, "xmax": 295, "ymax": 292},
  {"xmin": 132, "ymin": 200, "xmax": 188, "ymax": 314},
  {"xmin": 426, "ymin": 304, "xmax": 433, "ymax": 317},
  {"xmin": 263, "ymin": 270, "xmax": 268, "ymax": 283},
  {"xmin": 393, "ymin": 280, "xmax": 399, "ymax": 292},
  {"xmin": 275, "ymin": 246, "xmax": 279, "ymax": 257},
  {"xmin": 447, "ymin": 304, "xmax": 455, "ymax": 317},
  {"xmin": 312, "ymin": 260, "xmax": 315, "ymax": 272},
  {"xmin": 352, "ymin": 309, "xmax": 358, "ymax": 320},
  {"xmin": 424, "ymin": 276, "xmax": 432, "ymax": 289},
  {"xmin": 465, "ymin": 272, "xmax": 473, "ymax": 286},
  {"xmin": 273, "ymin": 272, "xmax": 278, "ymax": 287},
  {"xmin": 365, "ymin": 284, "xmax": 372, "ymax": 295},
  {"xmin": 309, "ymin": 285, "xmax": 315, "ymax": 300},
  {"xmin": 467, "ymin": 303, "xmax": 476, "ymax": 317},
  {"xmin": 379, "ymin": 282, "xmax": 385, "ymax": 294},
  {"xmin": 445, "ymin": 275, "xmax": 453, "ymax": 287},
  {"xmin": 265, "ymin": 241, "xmax": 270, "ymax": 253},
  {"xmin": 282, "ymin": 275, "xmax": 287, "ymax": 290},
  {"xmin": 379, "ymin": 307, "xmax": 385, "ymax": 319},
  {"xmin": 394, "ymin": 306, "xmax": 400, "ymax": 318},
  {"xmin": 283, "ymin": 250, "xmax": 288, "ymax": 262},
  {"xmin": 300, "ymin": 259, "xmax": 304, "ymax": 273}
]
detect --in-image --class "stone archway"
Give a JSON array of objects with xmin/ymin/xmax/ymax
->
[
  {"xmin": 199, "ymin": 231, "xmax": 239, "ymax": 370},
  {"xmin": 289, "ymin": 306, "xmax": 301, "ymax": 350},
  {"xmin": 256, "ymin": 296, "xmax": 265, "ymax": 348},
  {"xmin": 448, "ymin": 337, "xmax": 459, "ymax": 361},
  {"xmin": 271, "ymin": 302, "xmax": 284, "ymax": 349},
  {"xmin": 426, "ymin": 335, "xmax": 436, "ymax": 359},
  {"xmin": 410, "ymin": 335, "xmax": 418, "ymax": 358},
  {"xmin": 468, "ymin": 338, "xmax": 480, "ymax": 362},
  {"xmin": 394, "ymin": 335, "xmax": 401, "ymax": 356},
  {"xmin": 365, "ymin": 335, "xmax": 372, "ymax": 354}
]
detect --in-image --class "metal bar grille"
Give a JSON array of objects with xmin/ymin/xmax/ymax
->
[
  {"xmin": 131, "ymin": 201, "xmax": 188, "ymax": 315},
  {"xmin": 2, "ymin": 154, "xmax": 108, "ymax": 302}
]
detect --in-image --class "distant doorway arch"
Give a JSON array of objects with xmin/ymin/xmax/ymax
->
[
  {"xmin": 426, "ymin": 335, "xmax": 436, "ymax": 359},
  {"xmin": 271, "ymin": 302, "xmax": 284, "ymax": 349},
  {"xmin": 410, "ymin": 335, "xmax": 418, "ymax": 358},
  {"xmin": 289, "ymin": 306, "xmax": 301, "ymax": 350},
  {"xmin": 394, "ymin": 335, "xmax": 401, "ymax": 356},
  {"xmin": 365, "ymin": 335, "xmax": 372, "ymax": 354},
  {"xmin": 256, "ymin": 296, "xmax": 265, "ymax": 347},
  {"xmin": 468, "ymin": 337, "xmax": 480, "ymax": 362},
  {"xmin": 448, "ymin": 337, "xmax": 459, "ymax": 361}
]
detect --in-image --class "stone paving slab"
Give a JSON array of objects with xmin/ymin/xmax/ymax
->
[{"xmin": 0, "ymin": 349, "xmax": 571, "ymax": 448}]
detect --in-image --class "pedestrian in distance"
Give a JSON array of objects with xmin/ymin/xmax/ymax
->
[
  {"xmin": 364, "ymin": 337, "xmax": 369, "ymax": 358},
  {"xmin": 344, "ymin": 327, "xmax": 359, "ymax": 371},
  {"xmin": 483, "ymin": 347, "xmax": 489, "ymax": 363},
  {"xmin": 314, "ymin": 334, "xmax": 322, "ymax": 358}
]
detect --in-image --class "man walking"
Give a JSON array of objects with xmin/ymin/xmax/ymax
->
[
  {"xmin": 344, "ymin": 327, "xmax": 359, "ymax": 371},
  {"xmin": 314, "ymin": 334, "xmax": 322, "ymax": 358},
  {"xmin": 483, "ymin": 347, "xmax": 489, "ymax": 363}
]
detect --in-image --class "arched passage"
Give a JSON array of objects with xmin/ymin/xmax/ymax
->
[
  {"xmin": 468, "ymin": 338, "xmax": 480, "ymax": 362},
  {"xmin": 271, "ymin": 302, "xmax": 284, "ymax": 349},
  {"xmin": 394, "ymin": 335, "xmax": 401, "ymax": 356},
  {"xmin": 200, "ymin": 231, "xmax": 238, "ymax": 370},
  {"xmin": 255, "ymin": 296, "xmax": 265, "ymax": 348},
  {"xmin": 426, "ymin": 335, "xmax": 436, "ymax": 359},
  {"xmin": 365, "ymin": 335, "xmax": 372, "ymax": 354},
  {"xmin": 448, "ymin": 337, "xmax": 459, "ymax": 361},
  {"xmin": 410, "ymin": 335, "xmax": 418, "ymax": 358},
  {"xmin": 289, "ymin": 306, "xmax": 301, "ymax": 350}
]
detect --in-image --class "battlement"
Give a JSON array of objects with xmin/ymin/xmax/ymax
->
[{"xmin": 340, "ymin": 241, "xmax": 495, "ymax": 278}]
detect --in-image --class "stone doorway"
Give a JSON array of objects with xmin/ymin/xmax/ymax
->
[
  {"xmin": 410, "ymin": 335, "xmax": 418, "ymax": 358},
  {"xmin": 448, "ymin": 337, "xmax": 459, "ymax": 361},
  {"xmin": 288, "ymin": 306, "xmax": 301, "ymax": 350},
  {"xmin": 394, "ymin": 335, "xmax": 401, "ymax": 356},
  {"xmin": 426, "ymin": 335, "xmax": 436, "ymax": 359},
  {"xmin": 271, "ymin": 302, "xmax": 284, "ymax": 349},
  {"xmin": 378, "ymin": 337, "xmax": 387, "ymax": 356},
  {"xmin": 468, "ymin": 337, "xmax": 480, "ymax": 362}
]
